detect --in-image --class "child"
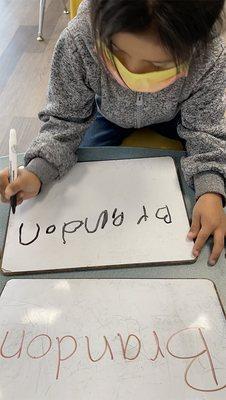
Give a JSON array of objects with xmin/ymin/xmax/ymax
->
[{"xmin": 0, "ymin": 0, "xmax": 225, "ymax": 265}]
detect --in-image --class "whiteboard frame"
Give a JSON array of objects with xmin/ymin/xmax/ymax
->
[{"xmin": 1, "ymin": 157, "xmax": 197, "ymax": 275}]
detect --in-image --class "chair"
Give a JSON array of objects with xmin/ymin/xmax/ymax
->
[
  {"xmin": 121, "ymin": 128, "xmax": 183, "ymax": 150},
  {"xmin": 37, "ymin": 0, "xmax": 70, "ymax": 41},
  {"xmin": 70, "ymin": 0, "xmax": 82, "ymax": 19}
]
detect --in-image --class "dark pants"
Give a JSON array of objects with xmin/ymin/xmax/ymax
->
[{"xmin": 80, "ymin": 111, "xmax": 182, "ymax": 147}]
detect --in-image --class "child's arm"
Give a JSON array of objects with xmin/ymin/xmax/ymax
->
[
  {"xmin": 178, "ymin": 37, "xmax": 226, "ymax": 264},
  {"xmin": 178, "ymin": 38, "xmax": 225, "ymax": 201},
  {"xmin": 24, "ymin": 27, "xmax": 96, "ymax": 184}
]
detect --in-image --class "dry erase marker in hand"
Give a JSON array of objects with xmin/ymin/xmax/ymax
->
[{"xmin": 9, "ymin": 129, "xmax": 17, "ymax": 214}]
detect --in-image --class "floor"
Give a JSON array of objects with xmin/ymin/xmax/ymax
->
[
  {"xmin": 0, "ymin": 0, "xmax": 69, "ymax": 156},
  {"xmin": 0, "ymin": 1, "xmax": 225, "ymax": 156}
]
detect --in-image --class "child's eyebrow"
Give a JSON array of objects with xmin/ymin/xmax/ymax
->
[{"xmin": 111, "ymin": 42, "xmax": 173, "ymax": 64}]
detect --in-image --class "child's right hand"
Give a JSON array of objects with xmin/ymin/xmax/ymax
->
[{"xmin": 0, "ymin": 167, "xmax": 41, "ymax": 206}]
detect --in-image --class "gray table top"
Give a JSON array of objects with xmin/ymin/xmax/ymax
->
[{"xmin": 0, "ymin": 147, "xmax": 225, "ymax": 310}]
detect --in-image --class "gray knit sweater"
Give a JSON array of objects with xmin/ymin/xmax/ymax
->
[{"xmin": 25, "ymin": 0, "xmax": 226, "ymax": 200}]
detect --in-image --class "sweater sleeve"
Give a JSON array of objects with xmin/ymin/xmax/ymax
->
[
  {"xmin": 178, "ymin": 40, "xmax": 226, "ymax": 201},
  {"xmin": 24, "ymin": 27, "xmax": 96, "ymax": 184}
]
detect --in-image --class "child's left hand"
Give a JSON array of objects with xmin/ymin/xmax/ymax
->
[{"xmin": 187, "ymin": 193, "xmax": 226, "ymax": 266}]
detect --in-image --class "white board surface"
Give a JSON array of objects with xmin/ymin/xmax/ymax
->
[
  {"xmin": 2, "ymin": 157, "xmax": 194, "ymax": 273},
  {"xmin": 0, "ymin": 279, "xmax": 225, "ymax": 400}
]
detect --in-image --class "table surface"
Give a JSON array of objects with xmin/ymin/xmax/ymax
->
[{"xmin": 0, "ymin": 147, "xmax": 225, "ymax": 311}]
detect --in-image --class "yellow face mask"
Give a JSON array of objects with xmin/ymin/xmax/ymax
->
[{"xmin": 103, "ymin": 47, "xmax": 188, "ymax": 93}]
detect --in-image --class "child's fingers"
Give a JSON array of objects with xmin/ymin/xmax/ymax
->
[
  {"xmin": 4, "ymin": 179, "xmax": 23, "ymax": 200},
  {"xmin": 208, "ymin": 229, "xmax": 224, "ymax": 266},
  {"xmin": 1, "ymin": 194, "xmax": 9, "ymax": 203},
  {"xmin": 187, "ymin": 214, "xmax": 201, "ymax": 240},
  {"xmin": 16, "ymin": 191, "xmax": 37, "ymax": 206},
  {"xmin": 0, "ymin": 169, "xmax": 10, "ymax": 203},
  {"xmin": 192, "ymin": 228, "xmax": 211, "ymax": 257},
  {"xmin": 0, "ymin": 169, "xmax": 10, "ymax": 193},
  {"xmin": 18, "ymin": 191, "xmax": 36, "ymax": 201},
  {"xmin": 16, "ymin": 191, "xmax": 24, "ymax": 205},
  {"xmin": 17, "ymin": 198, "xmax": 23, "ymax": 206}
]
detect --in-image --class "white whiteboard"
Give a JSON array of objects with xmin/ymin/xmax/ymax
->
[
  {"xmin": 0, "ymin": 279, "xmax": 225, "ymax": 400},
  {"xmin": 2, "ymin": 157, "xmax": 194, "ymax": 273}
]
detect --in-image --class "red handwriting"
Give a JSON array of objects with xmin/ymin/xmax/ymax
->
[
  {"xmin": 167, "ymin": 327, "xmax": 226, "ymax": 393},
  {"xmin": 149, "ymin": 330, "xmax": 165, "ymax": 361},
  {"xmin": 27, "ymin": 334, "xmax": 52, "ymax": 359},
  {"xmin": 0, "ymin": 330, "xmax": 25, "ymax": 359},
  {"xmin": 56, "ymin": 336, "xmax": 77, "ymax": 380},
  {"xmin": 85, "ymin": 335, "xmax": 114, "ymax": 362},
  {"xmin": 0, "ymin": 327, "xmax": 225, "ymax": 393},
  {"xmin": 117, "ymin": 333, "xmax": 141, "ymax": 360}
]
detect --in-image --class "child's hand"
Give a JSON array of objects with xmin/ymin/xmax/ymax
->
[
  {"xmin": 188, "ymin": 193, "xmax": 225, "ymax": 266},
  {"xmin": 0, "ymin": 167, "xmax": 41, "ymax": 206}
]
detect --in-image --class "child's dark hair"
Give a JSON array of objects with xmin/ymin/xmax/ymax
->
[{"xmin": 90, "ymin": 0, "xmax": 225, "ymax": 65}]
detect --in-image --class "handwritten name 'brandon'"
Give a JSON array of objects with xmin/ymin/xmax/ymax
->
[
  {"xmin": 0, "ymin": 326, "xmax": 225, "ymax": 393},
  {"xmin": 18, "ymin": 204, "xmax": 172, "ymax": 246}
]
